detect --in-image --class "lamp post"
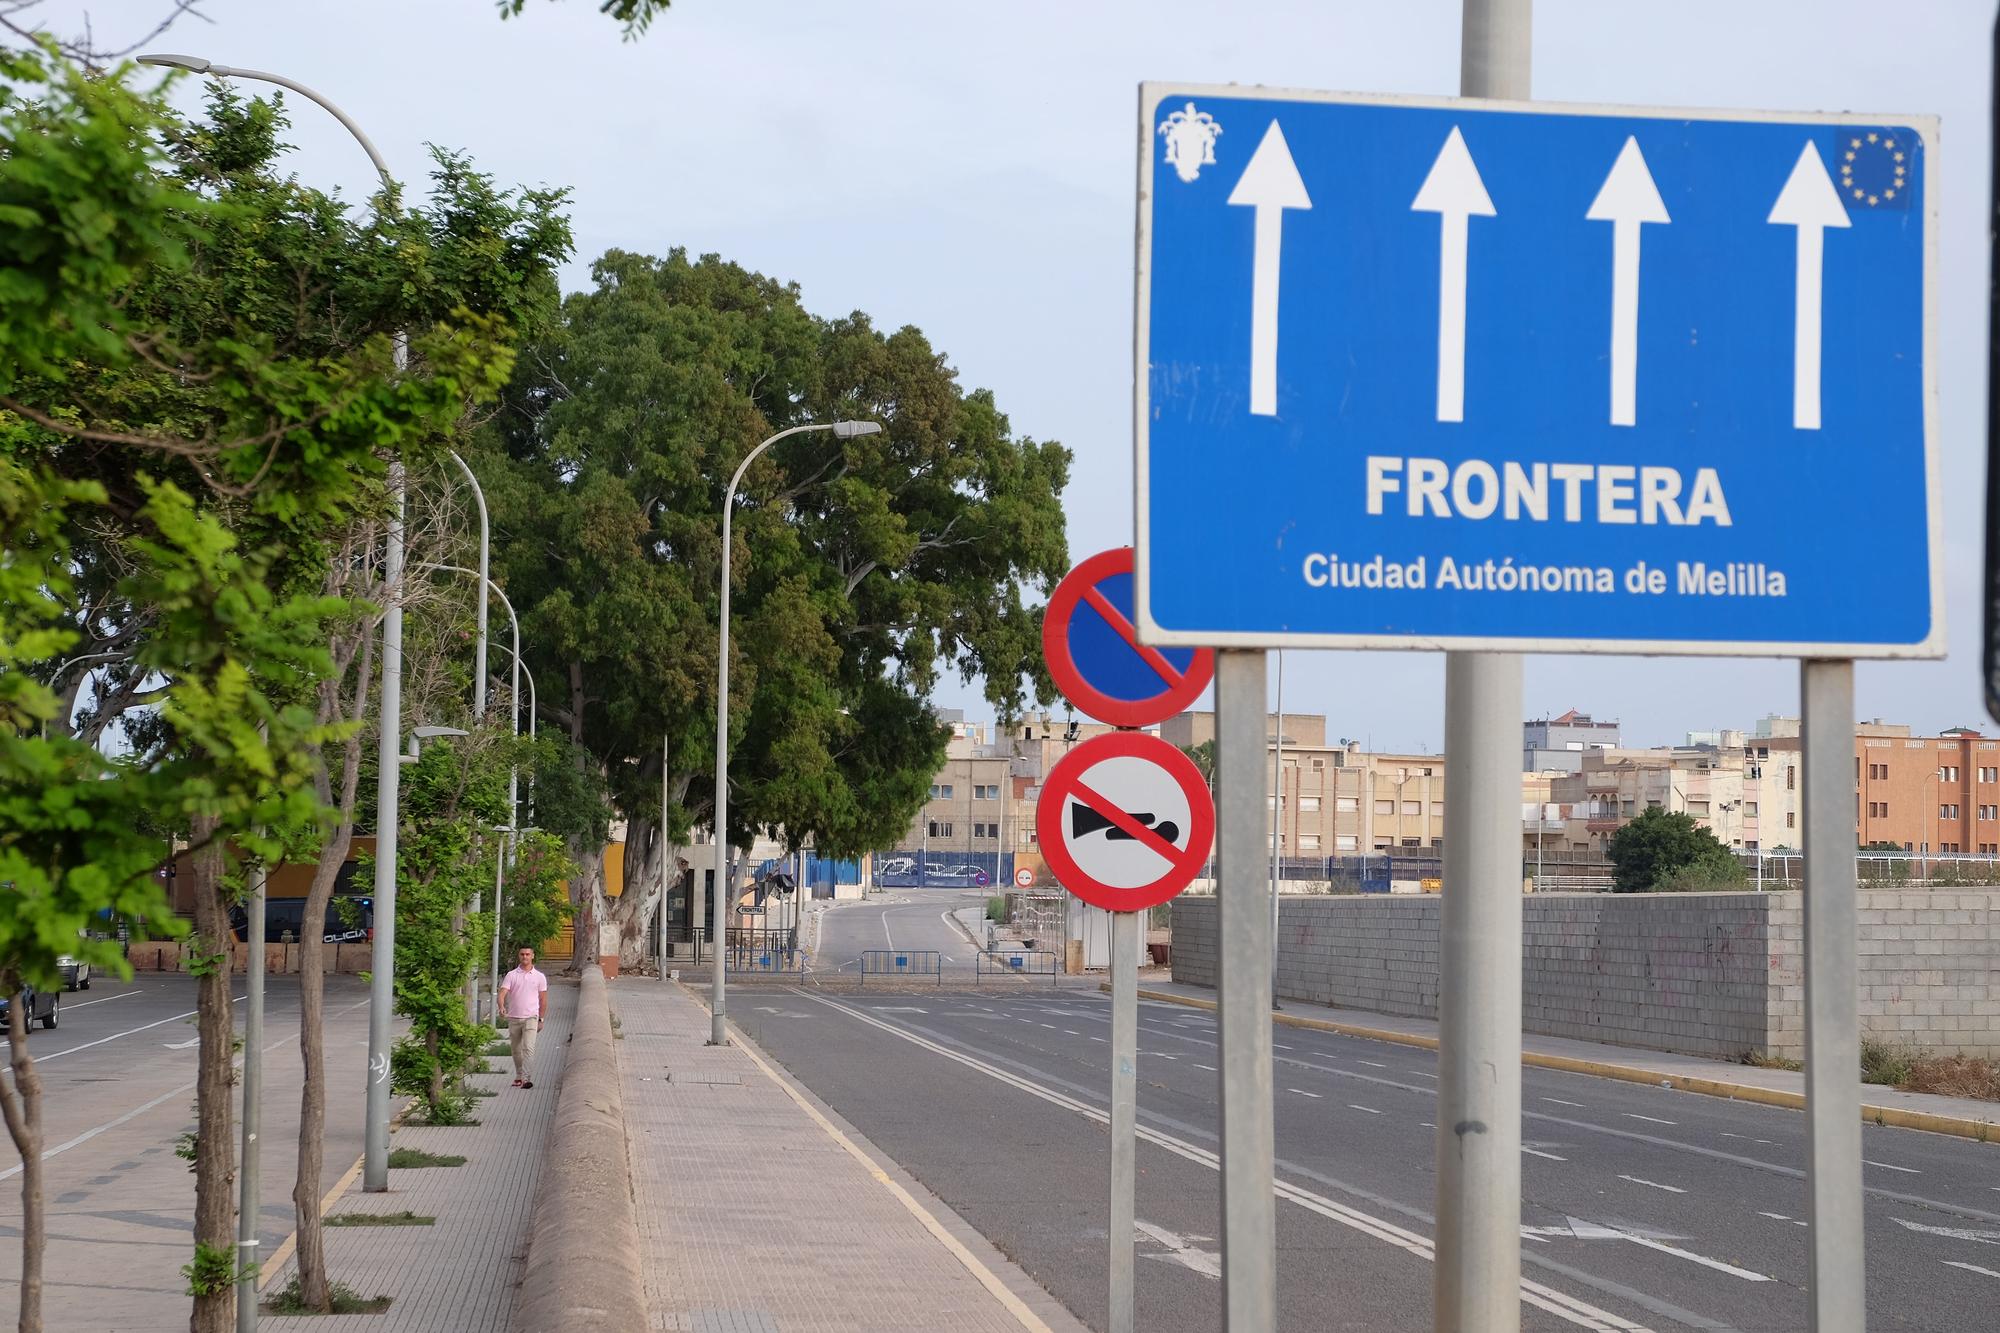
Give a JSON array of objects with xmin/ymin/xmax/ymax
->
[
  {"xmin": 445, "ymin": 452, "xmax": 490, "ymax": 720},
  {"xmin": 140, "ymin": 51, "xmax": 408, "ymax": 1311},
  {"xmin": 484, "ymin": 638, "xmax": 536, "ymax": 1023},
  {"xmin": 711, "ymin": 420, "xmax": 880, "ymax": 1046}
]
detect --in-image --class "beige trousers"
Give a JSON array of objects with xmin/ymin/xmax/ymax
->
[{"xmin": 507, "ymin": 1016, "xmax": 539, "ymax": 1080}]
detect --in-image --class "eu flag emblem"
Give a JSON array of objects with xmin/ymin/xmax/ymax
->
[{"xmin": 1838, "ymin": 130, "xmax": 1912, "ymax": 209}]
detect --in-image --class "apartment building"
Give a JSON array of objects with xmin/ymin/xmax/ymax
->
[
  {"xmin": 1754, "ymin": 719, "xmax": 2000, "ymax": 854},
  {"xmin": 1547, "ymin": 747, "xmax": 1751, "ymax": 852},
  {"xmin": 1523, "ymin": 709, "xmax": 1622, "ymax": 773},
  {"xmin": 1158, "ymin": 711, "xmax": 1445, "ymax": 854}
]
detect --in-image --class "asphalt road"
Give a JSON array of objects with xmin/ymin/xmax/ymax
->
[
  {"xmin": 0, "ymin": 972, "xmax": 379, "ymax": 1332},
  {"xmin": 811, "ymin": 889, "xmax": 993, "ymax": 977},
  {"xmin": 737, "ymin": 988, "xmax": 2000, "ymax": 1333}
]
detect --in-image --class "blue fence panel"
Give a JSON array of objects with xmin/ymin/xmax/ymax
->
[
  {"xmin": 873, "ymin": 850, "xmax": 1012, "ymax": 889},
  {"xmin": 974, "ymin": 949, "xmax": 1058, "ymax": 983}
]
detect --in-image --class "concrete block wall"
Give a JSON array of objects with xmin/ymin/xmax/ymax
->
[{"xmin": 1171, "ymin": 889, "xmax": 2000, "ymax": 1061}]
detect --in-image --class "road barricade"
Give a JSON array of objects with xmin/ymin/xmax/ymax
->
[
  {"xmin": 858, "ymin": 949, "xmax": 942, "ymax": 985},
  {"xmin": 974, "ymin": 949, "xmax": 1059, "ymax": 983}
]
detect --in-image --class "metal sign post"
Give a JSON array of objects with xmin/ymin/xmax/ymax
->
[
  {"xmin": 1802, "ymin": 660, "xmax": 1864, "ymax": 1332},
  {"xmin": 1212, "ymin": 650, "xmax": 1275, "ymax": 1330},
  {"xmin": 1434, "ymin": 9, "xmax": 1526, "ymax": 1332},
  {"xmin": 1108, "ymin": 907, "xmax": 1139, "ymax": 1333}
]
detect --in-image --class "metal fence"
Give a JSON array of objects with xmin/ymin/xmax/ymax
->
[
  {"xmin": 858, "ymin": 949, "xmax": 943, "ymax": 984},
  {"xmin": 668, "ymin": 925, "xmax": 799, "ymax": 963},
  {"xmin": 874, "ymin": 850, "xmax": 1015, "ymax": 889},
  {"xmin": 975, "ymin": 949, "xmax": 1059, "ymax": 982},
  {"xmin": 720, "ymin": 935, "xmax": 805, "ymax": 976}
]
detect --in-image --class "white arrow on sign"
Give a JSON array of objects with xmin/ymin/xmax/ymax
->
[
  {"xmin": 1767, "ymin": 140, "xmax": 1850, "ymax": 431},
  {"xmin": 1227, "ymin": 120, "xmax": 1311, "ymax": 417},
  {"xmin": 1411, "ymin": 126, "xmax": 1495, "ymax": 424},
  {"xmin": 1586, "ymin": 136, "xmax": 1670, "ymax": 427}
]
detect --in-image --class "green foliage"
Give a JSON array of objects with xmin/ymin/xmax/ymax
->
[
  {"xmin": 985, "ymin": 896, "xmax": 1006, "ymax": 922},
  {"xmin": 482, "ymin": 248, "xmax": 1069, "ymax": 870},
  {"xmin": 262, "ymin": 1277, "xmax": 393, "ymax": 1315},
  {"xmin": 498, "ymin": 830, "xmax": 576, "ymax": 954},
  {"xmin": 1859, "ymin": 1037, "xmax": 1913, "ymax": 1087},
  {"xmin": 1179, "ymin": 741, "xmax": 1216, "ymax": 786},
  {"xmin": 323, "ymin": 1212, "xmax": 433, "ymax": 1227},
  {"xmin": 181, "ymin": 1240, "xmax": 251, "ymax": 1298},
  {"xmin": 1606, "ymin": 807, "xmax": 1745, "ymax": 893},
  {"xmin": 386, "ymin": 1147, "xmax": 465, "ymax": 1169},
  {"xmin": 497, "ymin": 0, "xmax": 674, "ymax": 37}
]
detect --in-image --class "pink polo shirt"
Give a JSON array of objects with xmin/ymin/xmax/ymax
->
[{"xmin": 500, "ymin": 965, "xmax": 547, "ymax": 1020}]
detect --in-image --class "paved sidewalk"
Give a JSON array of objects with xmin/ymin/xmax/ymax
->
[
  {"xmin": 615, "ymin": 980, "xmax": 1086, "ymax": 1333},
  {"xmin": 260, "ymin": 982, "xmax": 576, "ymax": 1330},
  {"xmin": 1129, "ymin": 976, "xmax": 2000, "ymax": 1135}
]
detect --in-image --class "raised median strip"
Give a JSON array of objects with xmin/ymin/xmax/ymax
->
[
  {"xmin": 509, "ymin": 965, "xmax": 646, "ymax": 1333},
  {"xmin": 1114, "ymin": 983, "xmax": 1998, "ymax": 1145}
]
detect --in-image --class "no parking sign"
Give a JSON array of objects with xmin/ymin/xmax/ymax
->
[
  {"xmin": 1036, "ymin": 732, "xmax": 1213, "ymax": 913},
  {"xmin": 1042, "ymin": 547, "xmax": 1213, "ymax": 728}
]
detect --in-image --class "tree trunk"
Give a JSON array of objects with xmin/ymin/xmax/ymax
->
[
  {"xmin": 291, "ymin": 626, "xmax": 370, "ymax": 1316},
  {"xmin": 188, "ymin": 818, "xmax": 236, "ymax": 1333},
  {"xmin": 569, "ymin": 845, "xmax": 606, "ymax": 974},
  {"xmin": 425, "ymin": 1030, "xmax": 443, "ymax": 1113},
  {"xmin": 0, "ymin": 977, "xmax": 45, "ymax": 1333}
]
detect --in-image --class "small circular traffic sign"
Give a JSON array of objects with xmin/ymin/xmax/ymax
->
[
  {"xmin": 1043, "ymin": 547, "xmax": 1214, "ymax": 729},
  {"xmin": 1014, "ymin": 867, "xmax": 1035, "ymax": 889},
  {"xmin": 1036, "ymin": 731, "xmax": 1214, "ymax": 913}
]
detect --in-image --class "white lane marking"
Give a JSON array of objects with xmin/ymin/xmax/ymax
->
[
  {"xmin": 1272, "ymin": 1042, "xmax": 1293, "ymax": 1050},
  {"xmin": 62, "ymin": 989, "xmax": 149, "ymax": 1010},
  {"xmin": 1090, "ymin": 1036, "xmax": 1108, "ymax": 1043},
  {"xmin": 801, "ymin": 992, "xmax": 1647, "ymax": 1332},
  {"xmin": 1134, "ymin": 1220, "xmax": 1221, "ymax": 1279},
  {"xmin": 1622, "ymin": 1113, "xmax": 1676, "ymax": 1125},
  {"xmin": 0, "ymin": 993, "xmax": 369, "ymax": 1181},
  {"xmin": 1349, "ymin": 1104, "xmax": 1381, "ymax": 1115},
  {"xmin": 1892, "ymin": 1217, "xmax": 2000, "ymax": 1245},
  {"xmin": 1064, "ymin": 1029, "xmax": 1081, "ymax": 1036},
  {"xmin": 1414, "ymin": 1071, "xmax": 1438, "ymax": 1080},
  {"xmin": 882, "ymin": 909, "xmax": 896, "ymax": 952},
  {"xmin": 1289, "ymin": 1088, "xmax": 1322, "ymax": 1098},
  {"xmin": 1619, "ymin": 1175, "xmax": 1687, "ymax": 1195},
  {"xmin": 1622, "ymin": 1231, "xmax": 1768, "ymax": 1282},
  {"xmin": 162, "ymin": 1037, "xmax": 200, "ymax": 1050},
  {"xmin": 1943, "ymin": 1260, "xmax": 2000, "ymax": 1280},
  {"xmin": 1524, "ymin": 1217, "xmax": 1769, "ymax": 1281},
  {"xmin": 1194, "ymin": 1063, "xmax": 1217, "ymax": 1071},
  {"xmin": 1358, "ymin": 1060, "xmax": 1387, "ymax": 1068},
  {"xmin": 1038, "ymin": 1023, "xmax": 1057, "ymax": 1030},
  {"xmin": 1421, "ymin": 1122, "xmax": 1436, "ymax": 1129},
  {"xmin": 1866, "ymin": 1159, "xmax": 1921, "ymax": 1175},
  {"xmin": 1153, "ymin": 1053, "xmax": 1179, "ymax": 1061},
  {"xmin": 875, "ymin": 1007, "xmax": 929, "ymax": 1014},
  {"xmin": 12, "ymin": 995, "xmax": 245, "ymax": 1070},
  {"xmin": 1523, "ymin": 1148, "xmax": 1568, "ymax": 1162},
  {"xmin": 1542, "ymin": 1097, "xmax": 1586, "ymax": 1108},
  {"xmin": 1759, "ymin": 1212, "xmax": 1809, "ymax": 1228}
]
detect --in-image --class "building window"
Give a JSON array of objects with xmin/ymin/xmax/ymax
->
[
  {"xmin": 1401, "ymin": 801, "xmax": 1421, "ymax": 815},
  {"xmin": 1298, "ymin": 834, "xmax": 1321, "ymax": 851},
  {"xmin": 1336, "ymin": 835, "xmax": 1358, "ymax": 851},
  {"xmin": 1621, "ymin": 799, "xmax": 1635, "ymax": 816},
  {"xmin": 1401, "ymin": 838, "xmax": 1422, "ymax": 847},
  {"xmin": 1942, "ymin": 766, "xmax": 1961, "ymax": 783},
  {"xmin": 1745, "ymin": 801, "xmax": 1759, "ymax": 816},
  {"xmin": 928, "ymin": 820, "xmax": 953, "ymax": 838},
  {"xmin": 930, "ymin": 784, "xmax": 954, "ymax": 800},
  {"xmin": 1942, "ymin": 803, "xmax": 1961, "ymax": 820},
  {"xmin": 1298, "ymin": 796, "xmax": 1321, "ymax": 813},
  {"xmin": 1786, "ymin": 766, "xmax": 1796, "ymax": 790},
  {"xmin": 1983, "ymin": 806, "xmax": 1998, "ymax": 821},
  {"xmin": 974, "ymin": 783, "xmax": 1000, "ymax": 800},
  {"xmin": 1336, "ymin": 797, "xmax": 1358, "ymax": 813},
  {"xmin": 1374, "ymin": 800, "xmax": 1394, "ymax": 815},
  {"xmin": 1785, "ymin": 812, "xmax": 1795, "ymax": 828},
  {"xmin": 1373, "ymin": 838, "xmax": 1392, "ymax": 850},
  {"xmin": 1686, "ymin": 800, "xmax": 1710, "ymax": 817},
  {"xmin": 971, "ymin": 822, "xmax": 999, "ymax": 839},
  {"xmin": 1312, "ymin": 758, "xmax": 1326, "ymax": 770}
]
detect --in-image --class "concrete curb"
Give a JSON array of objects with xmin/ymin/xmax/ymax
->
[
  {"xmin": 510, "ymin": 966, "xmax": 648, "ymax": 1332},
  {"xmin": 1114, "ymin": 983, "xmax": 1998, "ymax": 1145}
]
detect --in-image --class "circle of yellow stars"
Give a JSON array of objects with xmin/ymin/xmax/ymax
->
[{"xmin": 1840, "ymin": 131, "xmax": 1905, "ymax": 207}]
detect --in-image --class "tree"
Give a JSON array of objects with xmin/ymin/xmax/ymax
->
[
  {"xmin": 481, "ymin": 249, "xmax": 1069, "ymax": 967},
  {"xmin": 499, "ymin": 830, "xmax": 579, "ymax": 957},
  {"xmin": 1607, "ymin": 807, "xmax": 1746, "ymax": 893},
  {"xmin": 3, "ymin": 58, "xmax": 567, "ymax": 1326},
  {"xmin": 497, "ymin": 0, "xmax": 675, "ymax": 37}
]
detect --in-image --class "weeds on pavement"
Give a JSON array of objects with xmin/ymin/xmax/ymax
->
[{"xmin": 263, "ymin": 1277, "xmax": 393, "ymax": 1315}]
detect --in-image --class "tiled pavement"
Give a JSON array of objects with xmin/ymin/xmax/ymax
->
[
  {"xmin": 260, "ymin": 982, "xmax": 576, "ymax": 1331},
  {"xmin": 616, "ymin": 981, "xmax": 1081, "ymax": 1333}
]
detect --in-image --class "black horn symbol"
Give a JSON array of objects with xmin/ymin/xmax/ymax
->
[{"xmin": 1072, "ymin": 804, "xmax": 1179, "ymax": 846}]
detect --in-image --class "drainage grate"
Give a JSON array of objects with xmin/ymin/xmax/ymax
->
[{"xmin": 667, "ymin": 1072, "xmax": 743, "ymax": 1087}]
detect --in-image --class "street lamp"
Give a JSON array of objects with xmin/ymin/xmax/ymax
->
[
  {"xmin": 710, "ymin": 419, "xmax": 880, "ymax": 1046},
  {"xmin": 445, "ymin": 452, "xmax": 490, "ymax": 720},
  {"xmin": 141, "ymin": 51, "xmax": 410, "ymax": 1309}
]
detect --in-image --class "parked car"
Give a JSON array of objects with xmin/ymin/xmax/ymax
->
[
  {"xmin": 878, "ymin": 857, "xmax": 916, "ymax": 877},
  {"xmin": 57, "ymin": 952, "xmax": 90, "ymax": 991},
  {"xmin": 230, "ymin": 895, "xmax": 374, "ymax": 944},
  {"xmin": 0, "ymin": 986, "xmax": 58, "ymax": 1032}
]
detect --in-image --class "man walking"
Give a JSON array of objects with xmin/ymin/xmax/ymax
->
[{"xmin": 499, "ymin": 946, "xmax": 549, "ymax": 1089}]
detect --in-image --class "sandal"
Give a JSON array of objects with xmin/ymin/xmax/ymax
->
[{"xmin": 521, "ymin": 1080, "xmax": 534, "ymax": 1089}]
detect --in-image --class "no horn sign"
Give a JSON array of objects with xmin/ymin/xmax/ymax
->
[{"xmin": 1037, "ymin": 732, "xmax": 1214, "ymax": 913}]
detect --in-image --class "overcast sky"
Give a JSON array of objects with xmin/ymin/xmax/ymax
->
[{"xmin": 86, "ymin": 0, "xmax": 1998, "ymax": 750}]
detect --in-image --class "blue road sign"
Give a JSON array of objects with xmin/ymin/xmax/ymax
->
[
  {"xmin": 1044, "ymin": 547, "xmax": 1214, "ymax": 727},
  {"xmin": 1135, "ymin": 85, "xmax": 1941, "ymax": 657}
]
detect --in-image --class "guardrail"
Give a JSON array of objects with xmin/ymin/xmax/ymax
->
[
  {"xmin": 858, "ymin": 949, "xmax": 942, "ymax": 985},
  {"xmin": 975, "ymin": 949, "xmax": 1059, "ymax": 983}
]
